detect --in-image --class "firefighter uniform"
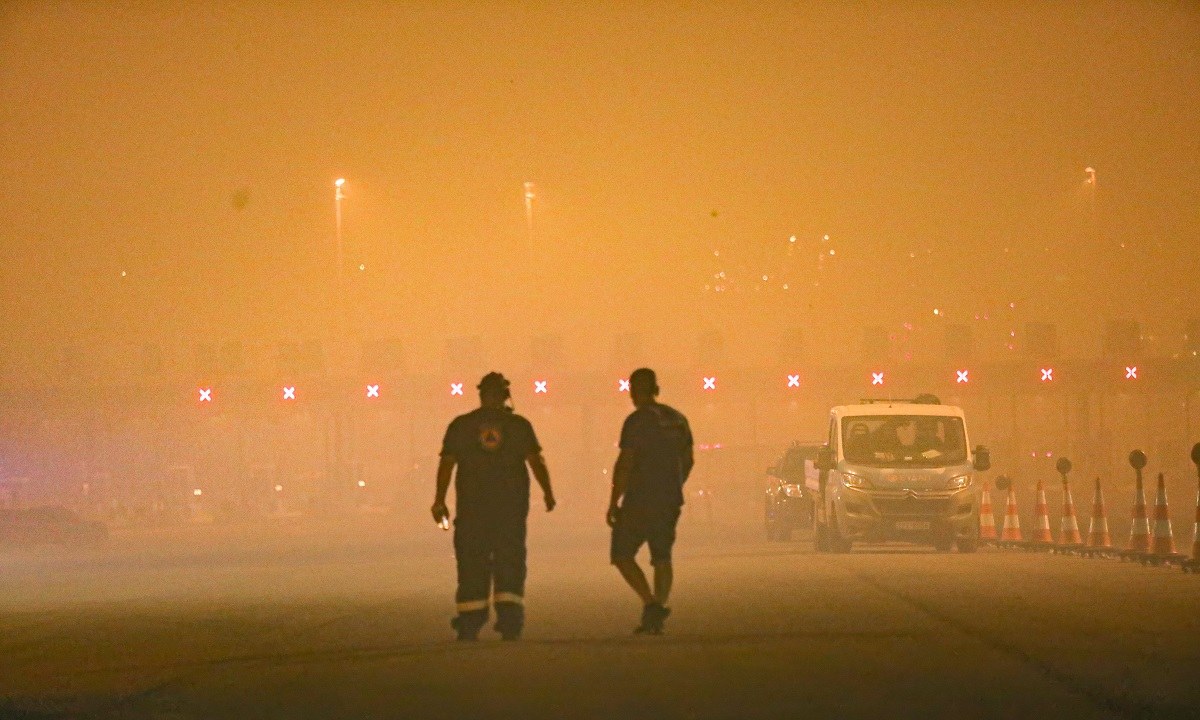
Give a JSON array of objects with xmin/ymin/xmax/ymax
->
[{"xmin": 441, "ymin": 405, "xmax": 541, "ymax": 638}]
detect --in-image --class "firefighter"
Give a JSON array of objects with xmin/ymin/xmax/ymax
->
[
  {"xmin": 607, "ymin": 368, "xmax": 694, "ymax": 635},
  {"xmin": 432, "ymin": 372, "xmax": 555, "ymax": 641}
]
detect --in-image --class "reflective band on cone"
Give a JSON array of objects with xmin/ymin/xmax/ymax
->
[
  {"xmin": 1029, "ymin": 478, "xmax": 1053, "ymax": 546},
  {"xmin": 1150, "ymin": 473, "xmax": 1178, "ymax": 559},
  {"xmin": 1127, "ymin": 476, "xmax": 1151, "ymax": 554},
  {"xmin": 979, "ymin": 483, "xmax": 997, "ymax": 542},
  {"xmin": 1001, "ymin": 486, "xmax": 1022, "ymax": 544},
  {"xmin": 1087, "ymin": 477, "xmax": 1112, "ymax": 550},
  {"xmin": 1059, "ymin": 476, "xmax": 1083, "ymax": 547}
]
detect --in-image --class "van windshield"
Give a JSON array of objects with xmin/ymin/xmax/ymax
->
[{"xmin": 841, "ymin": 415, "xmax": 967, "ymax": 467}]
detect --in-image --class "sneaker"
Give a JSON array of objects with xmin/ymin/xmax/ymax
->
[{"xmin": 634, "ymin": 603, "xmax": 671, "ymax": 635}]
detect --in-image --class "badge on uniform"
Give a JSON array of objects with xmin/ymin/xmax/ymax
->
[{"xmin": 479, "ymin": 424, "xmax": 504, "ymax": 452}]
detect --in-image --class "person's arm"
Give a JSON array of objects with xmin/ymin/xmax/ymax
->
[
  {"xmin": 608, "ymin": 448, "xmax": 634, "ymax": 526},
  {"xmin": 527, "ymin": 452, "xmax": 555, "ymax": 511},
  {"xmin": 431, "ymin": 455, "xmax": 455, "ymax": 523}
]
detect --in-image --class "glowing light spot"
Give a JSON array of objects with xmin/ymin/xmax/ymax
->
[
  {"xmin": 198, "ymin": 388, "xmax": 212, "ymax": 402},
  {"xmin": 933, "ymin": 308, "xmax": 940, "ymax": 316},
  {"xmin": 450, "ymin": 383, "xmax": 464, "ymax": 396},
  {"xmin": 956, "ymin": 370, "xmax": 969, "ymax": 384},
  {"xmin": 335, "ymin": 178, "xmax": 345, "ymax": 187},
  {"xmin": 534, "ymin": 380, "xmax": 548, "ymax": 394},
  {"xmin": 703, "ymin": 377, "xmax": 717, "ymax": 391},
  {"xmin": 358, "ymin": 264, "xmax": 365, "ymax": 271},
  {"xmin": 1040, "ymin": 368, "xmax": 1054, "ymax": 382},
  {"xmin": 193, "ymin": 488, "xmax": 203, "ymax": 497},
  {"xmin": 788, "ymin": 236, "xmax": 796, "ymax": 244},
  {"xmin": 787, "ymin": 374, "xmax": 801, "ymax": 388},
  {"xmin": 366, "ymin": 384, "xmax": 380, "ymax": 398},
  {"xmin": 274, "ymin": 484, "xmax": 283, "ymax": 492},
  {"xmin": 282, "ymin": 386, "xmax": 296, "ymax": 400},
  {"xmin": 120, "ymin": 270, "xmax": 127, "ymax": 277},
  {"xmin": 618, "ymin": 379, "xmax": 630, "ymax": 392},
  {"xmin": 1125, "ymin": 366, "xmax": 1138, "ymax": 380},
  {"xmin": 828, "ymin": 249, "xmax": 836, "ymax": 256},
  {"xmin": 357, "ymin": 479, "xmax": 366, "ymax": 488},
  {"xmin": 871, "ymin": 372, "xmax": 885, "ymax": 386}
]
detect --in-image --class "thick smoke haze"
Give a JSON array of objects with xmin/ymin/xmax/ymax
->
[{"xmin": 2, "ymin": 2, "xmax": 1197, "ymax": 370}]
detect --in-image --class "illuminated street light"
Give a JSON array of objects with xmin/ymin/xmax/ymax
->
[
  {"xmin": 450, "ymin": 383, "xmax": 464, "ymax": 396},
  {"xmin": 357, "ymin": 479, "xmax": 366, "ymax": 488},
  {"xmin": 198, "ymin": 387, "xmax": 213, "ymax": 402},
  {"xmin": 787, "ymin": 374, "xmax": 800, "ymax": 388},
  {"xmin": 282, "ymin": 386, "xmax": 296, "ymax": 400},
  {"xmin": 1040, "ymin": 368, "xmax": 1054, "ymax": 382},
  {"xmin": 366, "ymin": 384, "xmax": 380, "ymax": 398},
  {"xmin": 334, "ymin": 178, "xmax": 345, "ymax": 283},
  {"xmin": 956, "ymin": 370, "xmax": 969, "ymax": 384},
  {"xmin": 702, "ymin": 377, "xmax": 717, "ymax": 391},
  {"xmin": 618, "ymin": 379, "xmax": 630, "ymax": 392},
  {"xmin": 871, "ymin": 372, "xmax": 885, "ymax": 386},
  {"xmin": 193, "ymin": 488, "xmax": 203, "ymax": 497},
  {"xmin": 534, "ymin": 380, "xmax": 548, "ymax": 394},
  {"xmin": 274, "ymin": 484, "xmax": 283, "ymax": 493},
  {"xmin": 1125, "ymin": 366, "xmax": 1138, "ymax": 380}
]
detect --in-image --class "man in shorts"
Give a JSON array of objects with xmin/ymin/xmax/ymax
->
[{"xmin": 607, "ymin": 368, "xmax": 694, "ymax": 635}]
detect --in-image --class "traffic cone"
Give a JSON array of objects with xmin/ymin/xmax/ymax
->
[
  {"xmin": 978, "ymin": 482, "xmax": 997, "ymax": 543},
  {"xmin": 1000, "ymin": 485, "xmax": 1022, "ymax": 546},
  {"xmin": 1185, "ymin": 475, "xmax": 1200, "ymax": 574},
  {"xmin": 1085, "ymin": 477, "xmax": 1113, "ymax": 556},
  {"xmin": 1122, "ymin": 471, "xmax": 1151, "ymax": 560},
  {"xmin": 1057, "ymin": 475, "xmax": 1083, "ymax": 552},
  {"xmin": 1147, "ymin": 473, "xmax": 1183, "ymax": 565},
  {"xmin": 1026, "ymin": 478, "xmax": 1053, "ymax": 550}
]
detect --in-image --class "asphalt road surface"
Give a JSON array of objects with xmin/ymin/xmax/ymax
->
[{"xmin": 2, "ymin": 512, "xmax": 1198, "ymax": 720}]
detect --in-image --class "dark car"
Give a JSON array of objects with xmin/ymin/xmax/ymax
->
[
  {"xmin": 0, "ymin": 506, "xmax": 108, "ymax": 546},
  {"xmin": 763, "ymin": 443, "xmax": 821, "ymax": 540}
]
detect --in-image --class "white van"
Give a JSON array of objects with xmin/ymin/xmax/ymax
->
[{"xmin": 811, "ymin": 399, "xmax": 990, "ymax": 553}]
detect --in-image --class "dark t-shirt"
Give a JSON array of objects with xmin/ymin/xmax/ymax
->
[
  {"xmin": 619, "ymin": 402, "xmax": 693, "ymax": 509},
  {"xmin": 441, "ymin": 407, "xmax": 540, "ymax": 517}
]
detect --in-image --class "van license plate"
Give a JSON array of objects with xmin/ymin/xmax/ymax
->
[{"xmin": 895, "ymin": 521, "xmax": 931, "ymax": 531}]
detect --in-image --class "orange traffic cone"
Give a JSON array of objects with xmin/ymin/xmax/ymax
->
[
  {"xmin": 1025, "ymin": 478, "xmax": 1053, "ymax": 550},
  {"xmin": 1085, "ymin": 477, "xmax": 1113, "ymax": 557},
  {"xmin": 979, "ymin": 482, "xmax": 997, "ymax": 543},
  {"xmin": 1146, "ymin": 473, "xmax": 1183, "ymax": 566},
  {"xmin": 1000, "ymin": 484, "xmax": 1022, "ymax": 547},
  {"xmin": 1122, "ymin": 468, "xmax": 1151, "ymax": 560},
  {"xmin": 1185, "ymin": 472, "xmax": 1200, "ymax": 574},
  {"xmin": 1057, "ymin": 475, "xmax": 1083, "ymax": 551}
]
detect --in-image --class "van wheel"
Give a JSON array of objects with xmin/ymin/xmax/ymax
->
[{"xmin": 829, "ymin": 516, "xmax": 852, "ymax": 553}]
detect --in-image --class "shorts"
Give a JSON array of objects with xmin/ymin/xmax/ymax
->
[{"xmin": 610, "ymin": 504, "xmax": 681, "ymax": 566}]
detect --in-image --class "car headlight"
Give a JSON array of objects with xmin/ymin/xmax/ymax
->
[
  {"xmin": 947, "ymin": 474, "xmax": 973, "ymax": 489},
  {"xmin": 842, "ymin": 473, "xmax": 870, "ymax": 489}
]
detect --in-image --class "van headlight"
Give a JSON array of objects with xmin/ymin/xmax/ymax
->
[
  {"xmin": 947, "ymin": 475, "xmax": 973, "ymax": 489},
  {"xmin": 842, "ymin": 473, "xmax": 871, "ymax": 489}
]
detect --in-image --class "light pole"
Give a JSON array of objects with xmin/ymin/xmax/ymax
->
[{"xmin": 334, "ymin": 178, "xmax": 346, "ymax": 284}]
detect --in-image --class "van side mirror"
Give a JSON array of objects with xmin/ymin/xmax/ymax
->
[
  {"xmin": 815, "ymin": 447, "xmax": 836, "ymax": 472},
  {"xmin": 973, "ymin": 446, "xmax": 991, "ymax": 472}
]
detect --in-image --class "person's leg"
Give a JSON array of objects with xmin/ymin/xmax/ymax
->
[
  {"xmin": 612, "ymin": 556, "xmax": 655, "ymax": 605},
  {"xmin": 611, "ymin": 510, "xmax": 654, "ymax": 605},
  {"xmin": 452, "ymin": 518, "xmax": 491, "ymax": 640},
  {"xmin": 652, "ymin": 562, "xmax": 673, "ymax": 606},
  {"xmin": 492, "ymin": 513, "xmax": 528, "ymax": 639},
  {"xmin": 639, "ymin": 507, "xmax": 681, "ymax": 634}
]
